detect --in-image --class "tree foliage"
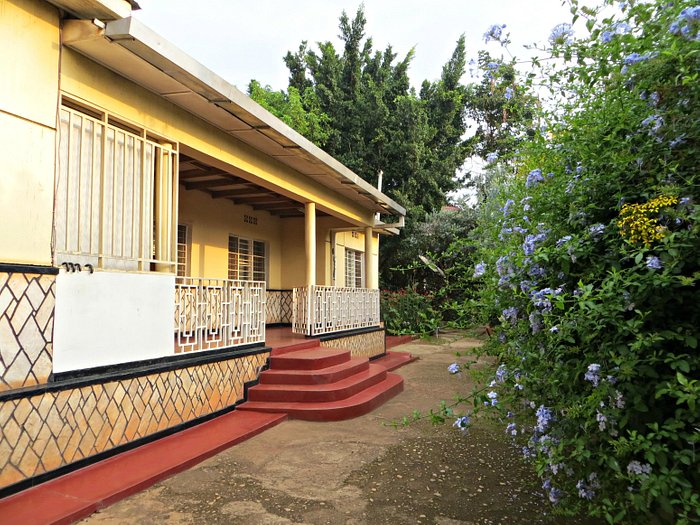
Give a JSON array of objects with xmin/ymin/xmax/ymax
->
[{"xmin": 249, "ymin": 5, "xmax": 471, "ymax": 217}]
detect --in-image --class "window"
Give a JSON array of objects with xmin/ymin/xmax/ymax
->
[
  {"xmin": 228, "ymin": 235, "xmax": 266, "ymax": 282},
  {"xmin": 177, "ymin": 224, "xmax": 190, "ymax": 277},
  {"xmin": 55, "ymin": 102, "xmax": 178, "ymax": 271},
  {"xmin": 345, "ymin": 249, "xmax": 364, "ymax": 288}
]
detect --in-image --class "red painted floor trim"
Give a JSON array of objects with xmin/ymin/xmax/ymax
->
[
  {"xmin": 0, "ymin": 410, "xmax": 287, "ymax": 525},
  {"xmin": 374, "ymin": 351, "xmax": 419, "ymax": 372},
  {"xmin": 386, "ymin": 334, "xmax": 416, "ymax": 349}
]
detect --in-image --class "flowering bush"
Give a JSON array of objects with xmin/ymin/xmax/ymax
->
[{"xmin": 454, "ymin": 1, "xmax": 700, "ymax": 523}]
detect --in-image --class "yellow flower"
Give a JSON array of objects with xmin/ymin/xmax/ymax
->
[{"xmin": 617, "ymin": 195, "xmax": 678, "ymax": 246}]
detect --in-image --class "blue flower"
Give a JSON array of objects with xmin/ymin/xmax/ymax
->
[
  {"xmin": 556, "ymin": 235, "xmax": 572, "ymax": 247},
  {"xmin": 487, "ymin": 391, "xmax": 498, "ymax": 406},
  {"xmin": 588, "ymin": 223, "xmax": 605, "ymax": 237},
  {"xmin": 483, "ymin": 23, "xmax": 507, "ymax": 44},
  {"xmin": 627, "ymin": 460, "xmax": 652, "ymax": 477},
  {"xmin": 473, "ymin": 262, "xmax": 486, "ymax": 278},
  {"xmin": 529, "ymin": 311, "xmax": 543, "ymax": 334},
  {"xmin": 495, "ymin": 364, "xmax": 508, "ymax": 383},
  {"xmin": 549, "ymin": 326, "xmax": 559, "ymax": 334},
  {"xmin": 549, "ymin": 22, "xmax": 574, "ymax": 45},
  {"xmin": 601, "ymin": 30, "xmax": 614, "ymax": 43},
  {"xmin": 646, "ymin": 256, "xmax": 663, "ymax": 270},
  {"xmin": 453, "ymin": 415, "xmax": 470, "ymax": 433},
  {"xmin": 535, "ymin": 405, "xmax": 554, "ymax": 433},
  {"xmin": 506, "ymin": 422, "xmax": 517, "ymax": 436},
  {"xmin": 596, "ymin": 410, "xmax": 608, "ymax": 431},
  {"xmin": 448, "ymin": 363, "xmax": 460, "ymax": 374},
  {"xmin": 486, "ymin": 61, "xmax": 500, "ymax": 70},
  {"xmin": 526, "ymin": 168, "xmax": 544, "ymax": 188},
  {"xmin": 502, "ymin": 199, "xmax": 515, "ymax": 216},
  {"xmin": 576, "ymin": 473, "xmax": 599, "ymax": 500},
  {"xmin": 486, "ymin": 152, "xmax": 499, "ymax": 163},
  {"xmin": 584, "ymin": 363, "xmax": 601, "ymax": 387},
  {"xmin": 504, "ymin": 86, "xmax": 514, "ymax": 100}
]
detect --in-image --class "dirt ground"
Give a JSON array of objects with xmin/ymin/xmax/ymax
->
[{"xmin": 80, "ymin": 331, "xmax": 599, "ymax": 525}]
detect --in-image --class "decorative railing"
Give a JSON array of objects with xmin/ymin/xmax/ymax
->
[
  {"xmin": 292, "ymin": 285, "xmax": 380, "ymax": 336},
  {"xmin": 175, "ymin": 277, "xmax": 265, "ymax": 353}
]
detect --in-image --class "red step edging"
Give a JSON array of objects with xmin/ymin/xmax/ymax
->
[{"xmin": 0, "ymin": 411, "xmax": 287, "ymax": 525}]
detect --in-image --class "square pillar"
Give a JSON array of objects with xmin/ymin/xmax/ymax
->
[{"xmin": 305, "ymin": 202, "xmax": 316, "ymax": 287}]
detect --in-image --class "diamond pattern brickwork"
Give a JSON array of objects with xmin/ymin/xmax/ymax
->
[
  {"xmin": 0, "ymin": 351, "xmax": 269, "ymax": 490},
  {"xmin": 266, "ymin": 290, "xmax": 293, "ymax": 324},
  {"xmin": 320, "ymin": 329, "xmax": 385, "ymax": 359},
  {"xmin": 0, "ymin": 272, "xmax": 55, "ymax": 393}
]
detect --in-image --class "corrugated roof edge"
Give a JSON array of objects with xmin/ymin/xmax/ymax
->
[{"xmin": 104, "ymin": 16, "xmax": 405, "ymax": 217}]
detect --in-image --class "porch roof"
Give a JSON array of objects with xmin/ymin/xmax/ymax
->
[{"xmin": 61, "ymin": 16, "xmax": 406, "ymax": 219}]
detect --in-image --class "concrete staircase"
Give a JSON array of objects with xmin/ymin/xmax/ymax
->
[{"xmin": 237, "ymin": 341, "xmax": 404, "ymax": 421}]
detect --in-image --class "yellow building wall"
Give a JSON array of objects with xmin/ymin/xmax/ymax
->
[
  {"xmin": 178, "ymin": 188, "xmax": 284, "ymax": 288},
  {"xmin": 0, "ymin": 0, "xmax": 60, "ymax": 264},
  {"xmin": 334, "ymin": 230, "xmax": 379, "ymax": 289},
  {"xmin": 59, "ymin": 49, "xmax": 377, "ymax": 228}
]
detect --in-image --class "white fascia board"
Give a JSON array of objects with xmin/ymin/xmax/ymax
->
[{"xmin": 103, "ymin": 17, "xmax": 406, "ymax": 218}]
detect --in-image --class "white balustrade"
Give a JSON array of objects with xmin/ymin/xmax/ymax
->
[
  {"xmin": 292, "ymin": 285, "xmax": 380, "ymax": 336},
  {"xmin": 175, "ymin": 277, "xmax": 265, "ymax": 352}
]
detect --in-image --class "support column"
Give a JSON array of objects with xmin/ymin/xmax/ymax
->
[
  {"xmin": 305, "ymin": 202, "xmax": 316, "ymax": 286},
  {"xmin": 364, "ymin": 226, "xmax": 375, "ymax": 289}
]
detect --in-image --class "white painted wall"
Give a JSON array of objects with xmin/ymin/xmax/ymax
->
[{"xmin": 53, "ymin": 271, "xmax": 175, "ymax": 372}]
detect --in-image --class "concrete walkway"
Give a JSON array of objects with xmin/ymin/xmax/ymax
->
[{"xmin": 77, "ymin": 333, "xmax": 581, "ymax": 525}]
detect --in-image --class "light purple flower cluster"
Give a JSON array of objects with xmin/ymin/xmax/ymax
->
[
  {"xmin": 670, "ymin": 7, "xmax": 700, "ymax": 40},
  {"xmin": 505, "ymin": 86, "xmax": 514, "ymax": 100},
  {"xmin": 506, "ymin": 422, "xmax": 517, "ymax": 436},
  {"xmin": 495, "ymin": 364, "xmax": 508, "ymax": 383},
  {"xmin": 596, "ymin": 410, "xmax": 608, "ymax": 431},
  {"xmin": 503, "ymin": 306, "xmax": 519, "ymax": 324},
  {"xmin": 526, "ymin": 168, "xmax": 545, "ymax": 188},
  {"xmin": 627, "ymin": 460, "xmax": 652, "ymax": 477},
  {"xmin": 549, "ymin": 22, "xmax": 574, "ymax": 45},
  {"xmin": 448, "ymin": 363, "xmax": 460, "ymax": 374},
  {"xmin": 646, "ymin": 256, "xmax": 663, "ymax": 270},
  {"xmin": 523, "ymin": 232, "xmax": 547, "ymax": 256},
  {"xmin": 601, "ymin": 21, "xmax": 631, "ymax": 42},
  {"xmin": 555, "ymin": 235, "xmax": 572, "ymax": 247},
  {"xmin": 576, "ymin": 473, "xmax": 600, "ymax": 500},
  {"xmin": 584, "ymin": 363, "xmax": 601, "ymax": 386},
  {"xmin": 453, "ymin": 415, "xmax": 470, "ymax": 434},
  {"xmin": 588, "ymin": 223, "xmax": 606, "ymax": 237},
  {"xmin": 473, "ymin": 262, "xmax": 486, "ymax": 278},
  {"xmin": 542, "ymin": 478, "xmax": 562, "ymax": 504},
  {"xmin": 487, "ymin": 391, "xmax": 499, "ymax": 406},
  {"xmin": 486, "ymin": 152, "xmax": 499, "ymax": 163},
  {"xmin": 535, "ymin": 405, "xmax": 554, "ymax": 433},
  {"xmin": 530, "ymin": 287, "xmax": 562, "ymax": 313},
  {"xmin": 502, "ymin": 199, "xmax": 515, "ymax": 216},
  {"xmin": 483, "ymin": 23, "xmax": 507, "ymax": 44}
]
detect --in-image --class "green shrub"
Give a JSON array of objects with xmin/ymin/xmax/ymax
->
[{"xmin": 380, "ymin": 288, "xmax": 441, "ymax": 336}]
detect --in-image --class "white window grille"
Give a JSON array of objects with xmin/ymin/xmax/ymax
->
[
  {"xmin": 177, "ymin": 224, "xmax": 190, "ymax": 277},
  {"xmin": 344, "ymin": 249, "xmax": 365, "ymax": 288},
  {"xmin": 55, "ymin": 103, "xmax": 178, "ymax": 271},
  {"xmin": 228, "ymin": 235, "xmax": 266, "ymax": 282}
]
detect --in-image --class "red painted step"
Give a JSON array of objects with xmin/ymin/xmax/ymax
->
[
  {"xmin": 0, "ymin": 410, "xmax": 286, "ymax": 525},
  {"xmin": 373, "ymin": 351, "xmax": 418, "ymax": 372},
  {"xmin": 269, "ymin": 347, "xmax": 350, "ymax": 370},
  {"xmin": 248, "ymin": 363, "xmax": 387, "ymax": 403},
  {"xmin": 259, "ymin": 356, "xmax": 369, "ymax": 385},
  {"xmin": 238, "ymin": 372, "xmax": 404, "ymax": 421}
]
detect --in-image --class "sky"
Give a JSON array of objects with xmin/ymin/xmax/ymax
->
[{"xmin": 133, "ymin": 0, "xmax": 576, "ymax": 93}]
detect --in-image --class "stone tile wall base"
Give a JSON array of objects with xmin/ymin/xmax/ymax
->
[
  {"xmin": 0, "ymin": 272, "xmax": 56, "ymax": 392},
  {"xmin": 0, "ymin": 351, "xmax": 268, "ymax": 490},
  {"xmin": 320, "ymin": 329, "xmax": 385, "ymax": 359}
]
